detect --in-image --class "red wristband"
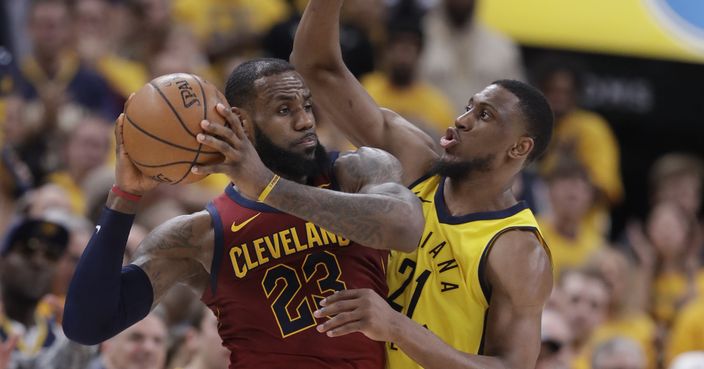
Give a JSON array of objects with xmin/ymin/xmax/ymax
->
[{"xmin": 111, "ymin": 185, "xmax": 142, "ymax": 202}]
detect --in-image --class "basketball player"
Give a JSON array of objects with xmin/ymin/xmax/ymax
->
[
  {"xmin": 291, "ymin": 1, "xmax": 554, "ymax": 369},
  {"xmin": 62, "ymin": 58, "xmax": 426, "ymax": 369}
]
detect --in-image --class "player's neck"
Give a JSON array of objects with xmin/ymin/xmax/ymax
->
[{"xmin": 442, "ymin": 175, "xmax": 517, "ymax": 216}]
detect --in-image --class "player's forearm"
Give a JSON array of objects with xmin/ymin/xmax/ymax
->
[
  {"xmin": 392, "ymin": 314, "xmax": 510, "ymax": 369},
  {"xmin": 263, "ymin": 178, "xmax": 423, "ymax": 252},
  {"xmin": 291, "ymin": 0, "xmax": 345, "ymax": 73},
  {"xmin": 63, "ymin": 195, "xmax": 153, "ymax": 345}
]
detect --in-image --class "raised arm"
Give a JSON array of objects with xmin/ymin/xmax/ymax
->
[
  {"xmin": 193, "ymin": 106, "xmax": 424, "ymax": 252},
  {"xmin": 291, "ymin": 0, "xmax": 438, "ymax": 185},
  {"xmin": 63, "ymin": 114, "xmax": 212, "ymax": 345},
  {"xmin": 314, "ymin": 230, "xmax": 553, "ymax": 369}
]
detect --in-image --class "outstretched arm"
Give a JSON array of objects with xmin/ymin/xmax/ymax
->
[
  {"xmin": 63, "ymin": 114, "xmax": 212, "ymax": 345},
  {"xmin": 291, "ymin": 0, "xmax": 438, "ymax": 185},
  {"xmin": 193, "ymin": 105, "xmax": 424, "ymax": 252},
  {"xmin": 315, "ymin": 231, "xmax": 553, "ymax": 369}
]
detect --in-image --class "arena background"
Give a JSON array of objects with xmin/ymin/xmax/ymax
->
[{"xmin": 479, "ymin": 0, "xmax": 704, "ymax": 237}]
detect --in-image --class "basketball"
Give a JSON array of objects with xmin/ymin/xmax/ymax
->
[{"xmin": 122, "ymin": 73, "xmax": 230, "ymax": 184}]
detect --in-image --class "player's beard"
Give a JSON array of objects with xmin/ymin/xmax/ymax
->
[
  {"xmin": 429, "ymin": 154, "xmax": 494, "ymax": 181},
  {"xmin": 253, "ymin": 125, "xmax": 329, "ymax": 181}
]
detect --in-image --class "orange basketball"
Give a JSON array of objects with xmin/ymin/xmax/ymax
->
[{"xmin": 122, "ymin": 73, "xmax": 229, "ymax": 184}]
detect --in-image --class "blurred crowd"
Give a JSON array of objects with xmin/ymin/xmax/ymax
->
[{"xmin": 0, "ymin": 0, "xmax": 702, "ymax": 369}]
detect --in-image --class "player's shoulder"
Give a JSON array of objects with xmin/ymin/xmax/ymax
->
[{"xmin": 333, "ymin": 147, "xmax": 404, "ymax": 184}]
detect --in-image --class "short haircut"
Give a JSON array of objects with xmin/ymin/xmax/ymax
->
[
  {"xmin": 492, "ymin": 79, "xmax": 554, "ymax": 162},
  {"xmin": 225, "ymin": 58, "xmax": 296, "ymax": 109}
]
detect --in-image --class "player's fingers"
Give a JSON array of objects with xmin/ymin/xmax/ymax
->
[
  {"xmin": 314, "ymin": 299, "xmax": 359, "ymax": 318},
  {"xmin": 326, "ymin": 321, "xmax": 363, "ymax": 338},
  {"xmin": 191, "ymin": 163, "xmax": 236, "ymax": 175},
  {"xmin": 200, "ymin": 119, "xmax": 239, "ymax": 146},
  {"xmin": 316, "ymin": 311, "xmax": 360, "ymax": 333},
  {"xmin": 114, "ymin": 114, "xmax": 125, "ymax": 148},
  {"xmin": 320, "ymin": 289, "xmax": 361, "ymax": 306},
  {"xmin": 230, "ymin": 106, "xmax": 248, "ymax": 140},
  {"xmin": 197, "ymin": 133, "xmax": 238, "ymax": 159}
]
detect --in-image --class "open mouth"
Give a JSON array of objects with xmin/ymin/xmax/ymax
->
[{"xmin": 440, "ymin": 127, "xmax": 459, "ymax": 150}]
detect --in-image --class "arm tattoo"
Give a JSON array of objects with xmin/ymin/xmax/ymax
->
[
  {"xmin": 263, "ymin": 152, "xmax": 421, "ymax": 249},
  {"xmin": 132, "ymin": 212, "xmax": 212, "ymax": 304}
]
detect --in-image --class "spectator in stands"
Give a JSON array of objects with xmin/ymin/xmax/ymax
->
[
  {"xmin": 586, "ymin": 248, "xmax": 657, "ymax": 369},
  {"xmin": 90, "ymin": 312, "xmax": 167, "ymax": 369},
  {"xmin": 667, "ymin": 298, "xmax": 704, "ymax": 366},
  {"xmin": 361, "ymin": 6, "xmax": 454, "ymax": 138},
  {"xmin": 629, "ymin": 201, "xmax": 698, "ymax": 327},
  {"xmin": 556, "ymin": 267, "xmax": 610, "ymax": 369},
  {"xmin": 14, "ymin": 0, "xmax": 118, "ymax": 123},
  {"xmin": 591, "ymin": 338, "xmax": 646, "ymax": 369},
  {"xmin": 0, "ymin": 217, "xmax": 93, "ymax": 369},
  {"xmin": 538, "ymin": 157, "xmax": 604, "ymax": 278},
  {"xmin": 533, "ymin": 56, "xmax": 623, "ymax": 210},
  {"xmin": 1, "ymin": 94, "xmax": 45, "ymax": 191},
  {"xmin": 536, "ymin": 309, "xmax": 573, "ymax": 369},
  {"xmin": 72, "ymin": 0, "xmax": 148, "ymax": 104},
  {"xmin": 48, "ymin": 115, "xmax": 111, "ymax": 215},
  {"xmin": 182, "ymin": 308, "xmax": 229, "ymax": 369},
  {"xmin": 419, "ymin": 0, "xmax": 525, "ymax": 115}
]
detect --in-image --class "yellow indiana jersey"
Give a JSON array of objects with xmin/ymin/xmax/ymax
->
[{"xmin": 386, "ymin": 175, "xmax": 548, "ymax": 369}]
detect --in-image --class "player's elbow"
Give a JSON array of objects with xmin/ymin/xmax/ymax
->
[{"xmin": 63, "ymin": 310, "xmax": 109, "ymax": 346}]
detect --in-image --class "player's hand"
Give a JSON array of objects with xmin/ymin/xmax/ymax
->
[
  {"xmin": 114, "ymin": 111, "xmax": 160, "ymax": 196},
  {"xmin": 192, "ymin": 103, "xmax": 273, "ymax": 198},
  {"xmin": 314, "ymin": 289, "xmax": 401, "ymax": 342}
]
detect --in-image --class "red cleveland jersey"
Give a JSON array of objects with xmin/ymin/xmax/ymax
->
[{"xmin": 202, "ymin": 154, "xmax": 387, "ymax": 369}]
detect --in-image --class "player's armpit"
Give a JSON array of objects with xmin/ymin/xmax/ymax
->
[
  {"xmin": 131, "ymin": 211, "xmax": 215, "ymax": 305},
  {"xmin": 482, "ymin": 230, "xmax": 553, "ymax": 369}
]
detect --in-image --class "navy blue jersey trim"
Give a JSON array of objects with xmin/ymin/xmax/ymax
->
[
  {"xmin": 407, "ymin": 173, "xmax": 434, "ymax": 190},
  {"xmin": 225, "ymin": 185, "xmax": 281, "ymax": 213},
  {"xmin": 205, "ymin": 202, "xmax": 225, "ymax": 294},
  {"xmin": 435, "ymin": 177, "xmax": 529, "ymax": 224}
]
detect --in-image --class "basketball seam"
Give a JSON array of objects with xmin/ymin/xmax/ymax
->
[
  {"xmin": 130, "ymin": 159, "xmax": 199, "ymax": 168},
  {"xmin": 124, "ymin": 113, "xmax": 222, "ymax": 155},
  {"xmin": 177, "ymin": 74, "xmax": 210, "ymax": 185},
  {"xmin": 149, "ymin": 81, "xmax": 198, "ymax": 137}
]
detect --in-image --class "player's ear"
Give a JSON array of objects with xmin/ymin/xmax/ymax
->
[
  {"xmin": 232, "ymin": 106, "xmax": 254, "ymax": 139},
  {"xmin": 509, "ymin": 136, "xmax": 534, "ymax": 159}
]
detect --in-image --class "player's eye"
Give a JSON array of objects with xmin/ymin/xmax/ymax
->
[
  {"xmin": 480, "ymin": 110, "xmax": 491, "ymax": 120},
  {"xmin": 304, "ymin": 102, "xmax": 313, "ymax": 112},
  {"xmin": 278, "ymin": 106, "xmax": 290, "ymax": 115},
  {"xmin": 465, "ymin": 105, "xmax": 473, "ymax": 112}
]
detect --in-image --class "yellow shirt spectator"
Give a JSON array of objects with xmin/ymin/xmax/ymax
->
[
  {"xmin": 47, "ymin": 171, "xmax": 85, "ymax": 215},
  {"xmin": 172, "ymin": 0, "xmax": 288, "ymax": 43},
  {"xmin": 538, "ymin": 216, "xmax": 603, "ymax": 279},
  {"xmin": 541, "ymin": 109, "xmax": 623, "ymax": 205},
  {"xmin": 666, "ymin": 296, "xmax": 704, "ymax": 366},
  {"xmin": 653, "ymin": 271, "xmax": 690, "ymax": 326},
  {"xmin": 572, "ymin": 314, "xmax": 656, "ymax": 369},
  {"xmin": 362, "ymin": 72, "xmax": 455, "ymax": 136}
]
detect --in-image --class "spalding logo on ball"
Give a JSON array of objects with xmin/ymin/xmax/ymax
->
[{"xmin": 122, "ymin": 73, "xmax": 229, "ymax": 184}]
